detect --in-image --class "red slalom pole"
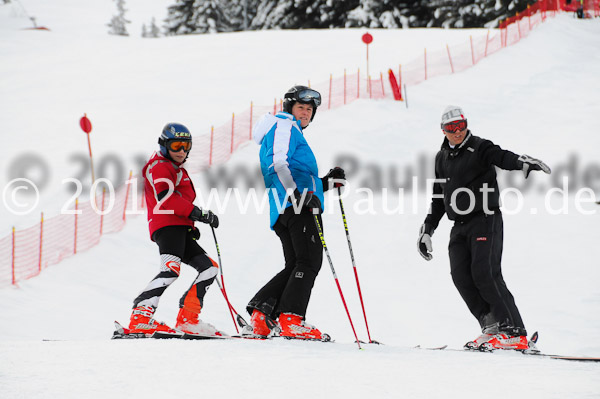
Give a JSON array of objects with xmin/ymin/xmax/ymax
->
[
  {"xmin": 313, "ymin": 213, "xmax": 362, "ymax": 349},
  {"xmin": 211, "ymin": 227, "xmax": 242, "ymax": 333},
  {"xmin": 337, "ymin": 187, "xmax": 378, "ymax": 344}
]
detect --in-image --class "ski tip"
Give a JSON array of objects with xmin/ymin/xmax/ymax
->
[
  {"xmin": 530, "ymin": 331, "xmax": 539, "ymax": 344},
  {"xmin": 114, "ymin": 321, "xmax": 125, "ymax": 334}
]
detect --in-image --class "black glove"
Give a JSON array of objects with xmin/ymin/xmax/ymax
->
[
  {"xmin": 188, "ymin": 226, "xmax": 201, "ymax": 240},
  {"xmin": 189, "ymin": 206, "xmax": 219, "ymax": 228},
  {"xmin": 321, "ymin": 167, "xmax": 346, "ymax": 192},
  {"xmin": 517, "ymin": 154, "xmax": 551, "ymax": 179},
  {"xmin": 292, "ymin": 188, "xmax": 322, "ymax": 211},
  {"xmin": 417, "ymin": 223, "xmax": 434, "ymax": 261}
]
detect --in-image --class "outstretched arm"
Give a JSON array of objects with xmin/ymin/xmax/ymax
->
[{"xmin": 479, "ymin": 140, "xmax": 551, "ymax": 178}]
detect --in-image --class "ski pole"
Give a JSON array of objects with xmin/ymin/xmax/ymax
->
[
  {"xmin": 337, "ymin": 186, "xmax": 378, "ymax": 344},
  {"xmin": 313, "ymin": 213, "xmax": 362, "ymax": 350},
  {"xmin": 213, "ymin": 276, "xmax": 249, "ymax": 330},
  {"xmin": 211, "ymin": 227, "xmax": 245, "ymax": 332}
]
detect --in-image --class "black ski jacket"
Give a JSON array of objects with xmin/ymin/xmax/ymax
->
[{"xmin": 424, "ymin": 131, "xmax": 522, "ymax": 230}]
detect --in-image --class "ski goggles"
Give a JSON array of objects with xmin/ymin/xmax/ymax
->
[
  {"xmin": 441, "ymin": 119, "xmax": 468, "ymax": 133},
  {"xmin": 167, "ymin": 140, "xmax": 192, "ymax": 152},
  {"xmin": 289, "ymin": 88, "xmax": 322, "ymax": 107}
]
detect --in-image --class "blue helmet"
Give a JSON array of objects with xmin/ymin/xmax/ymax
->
[{"xmin": 158, "ymin": 123, "xmax": 192, "ymax": 157}]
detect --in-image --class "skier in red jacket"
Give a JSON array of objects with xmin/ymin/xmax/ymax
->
[{"xmin": 128, "ymin": 123, "xmax": 222, "ymax": 337}]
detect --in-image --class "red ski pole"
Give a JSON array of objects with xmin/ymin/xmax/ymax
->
[
  {"xmin": 313, "ymin": 213, "xmax": 362, "ymax": 350},
  {"xmin": 337, "ymin": 186, "xmax": 378, "ymax": 344},
  {"xmin": 211, "ymin": 227, "xmax": 245, "ymax": 333}
]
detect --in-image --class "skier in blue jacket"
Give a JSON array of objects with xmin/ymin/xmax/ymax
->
[{"xmin": 245, "ymin": 85, "xmax": 345, "ymax": 340}]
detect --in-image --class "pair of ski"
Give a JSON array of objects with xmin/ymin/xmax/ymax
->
[
  {"xmin": 111, "ymin": 321, "xmax": 333, "ymax": 342},
  {"xmin": 418, "ymin": 331, "xmax": 600, "ymax": 362},
  {"xmin": 112, "ymin": 321, "xmax": 266, "ymax": 341}
]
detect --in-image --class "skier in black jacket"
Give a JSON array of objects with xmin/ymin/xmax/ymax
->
[{"xmin": 418, "ymin": 105, "xmax": 551, "ymax": 351}]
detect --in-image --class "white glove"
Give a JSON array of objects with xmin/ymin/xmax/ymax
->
[
  {"xmin": 518, "ymin": 154, "xmax": 551, "ymax": 179},
  {"xmin": 417, "ymin": 224, "xmax": 434, "ymax": 261}
]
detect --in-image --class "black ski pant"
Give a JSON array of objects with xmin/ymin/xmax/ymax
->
[
  {"xmin": 246, "ymin": 207, "xmax": 323, "ymax": 320},
  {"xmin": 448, "ymin": 211, "xmax": 526, "ymax": 335},
  {"xmin": 133, "ymin": 225, "xmax": 217, "ymax": 312}
]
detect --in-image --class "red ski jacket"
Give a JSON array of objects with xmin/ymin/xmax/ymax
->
[{"xmin": 142, "ymin": 152, "xmax": 196, "ymax": 239}]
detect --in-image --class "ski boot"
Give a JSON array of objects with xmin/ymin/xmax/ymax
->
[
  {"xmin": 241, "ymin": 309, "xmax": 272, "ymax": 338},
  {"xmin": 279, "ymin": 313, "xmax": 330, "ymax": 341},
  {"xmin": 175, "ymin": 306, "xmax": 224, "ymax": 337},
  {"xmin": 479, "ymin": 333, "xmax": 529, "ymax": 351},
  {"xmin": 128, "ymin": 305, "xmax": 181, "ymax": 337}
]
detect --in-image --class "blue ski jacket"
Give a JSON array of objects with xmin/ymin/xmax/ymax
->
[{"xmin": 253, "ymin": 112, "xmax": 324, "ymax": 228}]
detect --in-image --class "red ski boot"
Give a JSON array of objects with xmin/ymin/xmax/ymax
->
[
  {"xmin": 279, "ymin": 313, "xmax": 324, "ymax": 340},
  {"xmin": 480, "ymin": 334, "xmax": 529, "ymax": 351},
  {"xmin": 128, "ymin": 305, "xmax": 181, "ymax": 337}
]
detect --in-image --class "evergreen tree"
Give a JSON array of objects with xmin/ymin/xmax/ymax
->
[
  {"xmin": 161, "ymin": 0, "xmax": 540, "ymax": 34},
  {"xmin": 193, "ymin": 0, "xmax": 231, "ymax": 33},
  {"xmin": 164, "ymin": 0, "xmax": 200, "ymax": 35},
  {"xmin": 149, "ymin": 17, "xmax": 161, "ymax": 37},
  {"xmin": 224, "ymin": 0, "xmax": 261, "ymax": 30},
  {"xmin": 164, "ymin": 0, "xmax": 232, "ymax": 35},
  {"xmin": 107, "ymin": 0, "xmax": 130, "ymax": 36}
]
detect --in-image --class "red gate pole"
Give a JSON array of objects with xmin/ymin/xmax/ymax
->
[
  {"xmin": 368, "ymin": 75, "xmax": 372, "ymax": 99},
  {"xmin": 100, "ymin": 187, "xmax": 105, "ymax": 235},
  {"xmin": 357, "ymin": 68, "xmax": 360, "ymax": 98},
  {"xmin": 38, "ymin": 212, "xmax": 44, "ymax": 273},
  {"xmin": 123, "ymin": 171, "xmax": 133, "ymax": 222},
  {"xmin": 398, "ymin": 65, "xmax": 403, "ymax": 100},
  {"xmin": 484, "ymin": 30, "xmax": 490, "ymax": 57},
  {"xmin": 470, "ymin": 36, "xmax": 475, "ymax": 65},
  {"xmin": 446, "ymin": 44, "xmax": 455, "ymax": 73}
]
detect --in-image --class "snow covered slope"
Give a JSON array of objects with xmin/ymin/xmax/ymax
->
[{"xmin": 1, "ymin": 2, "xmax": 599, "ymax": 398}]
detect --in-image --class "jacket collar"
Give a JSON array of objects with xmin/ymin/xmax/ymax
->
[
  {"xmin": 153, "ymin": 151, "xmax": 183, "ymax": 169},
  {"xmin": 277, "ymin": 111, "xmax": 303, "ymax": 132},
  {"xmin": 442, "ymin": 130, "xmax": 472, "ymax": 156}
]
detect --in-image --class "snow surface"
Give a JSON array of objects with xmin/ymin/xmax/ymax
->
[{"xmin": 1, "ymin": 2, "xmax": 600, "ymax": 398}]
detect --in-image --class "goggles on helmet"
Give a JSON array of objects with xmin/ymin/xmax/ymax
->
[
  {"xmin": 287, "ymin": 88, "xmax": 322, "ymax": 107},
  {"xmin": 167, "ymin": 140, "xmax": 192, "ymax": 153},
  {"xmin": 441, "ymin": 119, "xmax": 467, "ymax": 134}
]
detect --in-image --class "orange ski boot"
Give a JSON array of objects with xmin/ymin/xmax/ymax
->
[
  {"xmin": 480, "ymin": 334, "xmax": 529, "ymax": 351},
  {"xmin": 279, "ymin": 313, "xmax": 324, "ymax": 340},
  {"xmin": 128, "ymin": 305, "xmax": 180, "ymax": 337}
]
